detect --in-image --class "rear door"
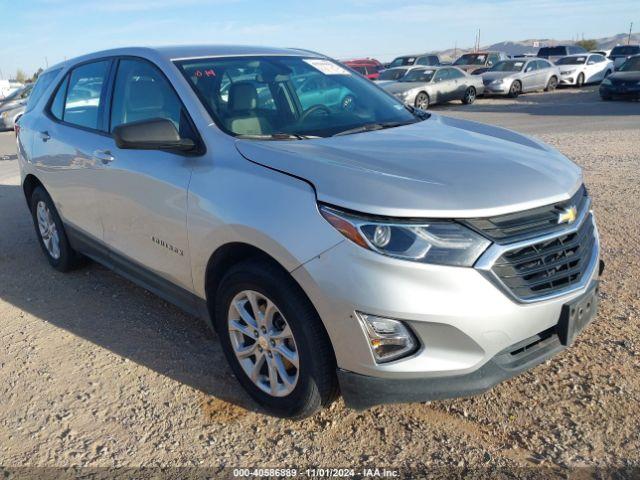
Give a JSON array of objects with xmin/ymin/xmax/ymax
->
[
  {"xmin": 520, "ymin": 60, "xmax": 538, "ymax": 91},
  {"xmin": 447, "ymin": 68, "xmax": 468, "ymax": 99},
  {"xmin": 29, "ymin": 59, "xmax": 113, "ymax": 240},
  {"xmin": 99, "ymin": 57, "xmax": 198, "ymax": 290},
  {"xmin": 432, "ymin": 68, "xmax": 453, "ymax": 102}
]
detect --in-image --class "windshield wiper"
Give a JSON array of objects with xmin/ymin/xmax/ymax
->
[
  {"xmin": 236, "ymin": 132, "xmax": 320, "ymax": 140},
  {"xmin": 333, "ymin": 121, "xmax": 416, "ymax": 137}
]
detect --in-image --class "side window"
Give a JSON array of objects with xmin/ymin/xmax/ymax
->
[
  {"xmin": 26, "ymin": 68, "xmax": 62, "ymax": 112},
  {"xmin": 110, "ymin": 59, "xmax": 182, "ymax": 132},
  {"xmin": 50, "ymin": 75, "xmax": 69, "ymax": 120},
  {"xmin": 448, "ymin": 68, "xmax": 465, "ymax": 79},
  {"xmin": 488, "ymin": 53, "xmax": 500, "ymax": 66},
  {"xmin": 434, "ymin": 69, "xmax": 449, "ymax": 82},
  {"xmin": 63, "ymin": 60, "xmax": 110, "ymax": 130},
  {"xmin": 536, "ymin": 60, "xmax": 548, "ymax": 70}
]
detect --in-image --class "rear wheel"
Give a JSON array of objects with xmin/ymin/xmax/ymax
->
[
  {"xmin": 462, "ymin": 86, "xmax": 476, "ymax": 104},
  {"xmin": 29, "ymin": 186, "xmax": 84, "ymax": 272},
  {"xmin": 215, "ymin": 260, "xmax": 338, "ymax": 419},
  {"xmin": 508, "ymin": 80, "xmax": 522, "ymax": 98},
  {"xmin": 576, "ymin": 73, "xmax": 585, "ymax": 88},
  {"xmin": 545, "ymin": 76, "xmax": 558, "ymax": 92},
  {"xmin": 414, "ymin": 92, "xmax": 430, "ymax": 110}
]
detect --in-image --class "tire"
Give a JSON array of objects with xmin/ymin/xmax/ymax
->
[
  {"xmin": 545, "ymin": 76, "xmax": 558, "ymax": 92},
  {"xmin": 508, "ymin": 80, "xmax": 521, "ymax": 98},
  {"xmin": 462, "ymin": 86, "xmax": 476, "ymax": 105},
  {"xmin": 604, "ymin": 70, "xmax": 612, "ymax": 78},
  {"xmin": 29, "ymin": 186, "xmax": 84, "ymax": 272},
  {"xmin": 214, "ymin": 259, "xmax": 338, "ymax": 419},
  {"xmin": 414, "ymin": 92, "xmax": 430, "ymax": 110},
  {"xmin": 576, "ymin": 73, "xmax": 585, "ymax": 88}
]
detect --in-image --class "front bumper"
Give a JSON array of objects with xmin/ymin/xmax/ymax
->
[
  {"xmin": 293, "ymin": 215, "xmax": 601, "ymax": 407},
  {"xmin": 559, "ymin": 74, "xmax": 577, "ymax": 85},
  {"xmin": 600, "ymin": 84, "xmax": 640, "ymax": 99},
  {"xmin": 483, "ymin": 83, "xmax": 509, "ymax": 94},
  {"xmin": 339, "ymin": 278, "xmax": 601, "ymax": 409}
]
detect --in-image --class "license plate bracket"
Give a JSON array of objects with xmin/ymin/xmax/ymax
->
[{"xmin": 557, "ymin": 282, "xmax": 599, "ymax": 346}]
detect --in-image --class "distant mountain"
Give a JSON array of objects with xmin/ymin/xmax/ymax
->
[{"xmin": 436, "ymin": 32, "xmax": 639, "ymax": 60}]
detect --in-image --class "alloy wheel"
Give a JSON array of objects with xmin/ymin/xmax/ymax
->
[
  {"xmin": 227, "ymin": 290, "xmax": 299, "ymax": 397},
  {"xmin": 36, "ymin": 201, "xmax": 61, "ymax": 259},
  {"xmin": 415, "ymin": 93, "xmax": 429, "ymax": 110},
  {"xmin": 464, "ymin": 87, "xmax": 476, "ymax": 104}
]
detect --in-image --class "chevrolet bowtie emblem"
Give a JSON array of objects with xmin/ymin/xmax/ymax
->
[{"xmin": 558, "ymin": 205, "xmax": 578, "ymax": 224}]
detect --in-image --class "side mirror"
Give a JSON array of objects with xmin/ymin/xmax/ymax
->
[
  {"xmin": 587, "ymin": 61, "xmax": 595, "ymax": 65},
  {"xmin": 113, "ymin": 118, "xmax": 195, "ymax": 152}
]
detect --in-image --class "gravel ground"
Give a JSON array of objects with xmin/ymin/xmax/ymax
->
[{"xmin": 0, "ymin": 87, "xmax": 638, "ymax": 477}]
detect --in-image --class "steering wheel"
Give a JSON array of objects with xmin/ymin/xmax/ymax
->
[{"xmin": 300, "ymin": 104, "xmax": 331, "ymax": 122}]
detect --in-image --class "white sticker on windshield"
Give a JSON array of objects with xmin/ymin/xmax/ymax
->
[
  {"xmin": 304, "ymin": 59, "xmax": 351, "ymax": 75},
  {"xmin": 514, "ymin": 62, "xmax": 524, "ymax": 67}
]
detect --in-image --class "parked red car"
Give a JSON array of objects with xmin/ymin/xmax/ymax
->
[{"xmin": 342, "ymin": 58, "xmax": 384, "ymax": 80}]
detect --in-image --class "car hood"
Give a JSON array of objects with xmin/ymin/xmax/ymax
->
[
  {"xmin": 0, "ymin": 99, "xmax": 23, "ymax": 112},
  {"xmin": 234, "ymin": 115, "xmax": 582, "ymax": 218},
  {"xmin": 481, "ymin": 71, "xmax": 517, "ymax": 82},
  {"xmin": 609, "ymin": 71, "xmax": 640, "ymax": 81},
  {"xmin": 381, "ymin": 82, "xmax": 425, "ymax": 94}
]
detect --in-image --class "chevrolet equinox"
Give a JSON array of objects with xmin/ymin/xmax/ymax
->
[{"xmin": 16, "ymin": 46, "xmax": 602, "ymax": 418}]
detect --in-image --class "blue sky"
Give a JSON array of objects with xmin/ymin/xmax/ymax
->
[{"xmin": 0, "ymin": 0, "xmax": 638, "ymax": 77}]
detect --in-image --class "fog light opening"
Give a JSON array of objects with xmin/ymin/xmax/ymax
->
[{"xmin": 356, "ymin": 312, "xmax": 418, "ymax": 363}]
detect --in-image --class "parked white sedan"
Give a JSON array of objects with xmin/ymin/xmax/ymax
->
[{"xmin": 556, "ymin": 53, "xmax": 614, "ymax": 87}]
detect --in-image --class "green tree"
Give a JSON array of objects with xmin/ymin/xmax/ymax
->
[
  {"xmin": 575, "ymin": 39, "xmax": 598, "ymax": 51},
  {"xmin": 31, "ymin": 68, "xmax": 43, "ymax": 82},
  {"xmin": 15, "ymin": 69, "xmax": 27, "ymax": 83}
]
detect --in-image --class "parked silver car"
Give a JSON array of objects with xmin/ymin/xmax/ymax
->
[
  {"xmin": 17, "ymin": 46, "xmax": 601, "ymax": 418},
  {"xmin": 0, "ymin": 83, "xmax": 32, "ymax": 130},
  {"xmin": 382, "ymin": 66, "xmax": 484, "ymax": 109},
  {"xmin": 481, "ymin": 58, "xmax": 560, "ymax": 97}
]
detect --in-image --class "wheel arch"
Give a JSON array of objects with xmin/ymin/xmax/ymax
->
[{"xmin": 22, "ymin": 174, "xmax": 45, "ymax": 207}]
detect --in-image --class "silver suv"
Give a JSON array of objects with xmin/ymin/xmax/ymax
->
[{"xmin": 17, "ymin": 46, "xmax": 602, "ymax": 418}]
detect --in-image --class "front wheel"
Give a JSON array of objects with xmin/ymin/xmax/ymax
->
[
  {"xmin": 576, "ymin": 73, "xmax": 585, "ymax": 88},
  {"xmin": 462, "ymin": 87, "xmax": 476, "ymax": 104},
  {"xmin": 508, "ymin": 80, "xmax": 521, "ymax": 98},
  {"xmin": 545, "ymin": 76, "xmax": 558, "ymax": 92},
  {"xmin": 215, "ymin": 260, "xmax": 338, "ymax": 419},
  {"xmin": 414, "ymin": 92, "xmax": 430, "ymax": 110}
]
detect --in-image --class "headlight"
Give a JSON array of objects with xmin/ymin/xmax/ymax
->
[
  {"xmin": 0, "ymin": 111, "xmax": 10, "ymax": 119},
  {"xmin": 601, "ymin": 79, "xmax": 612, "ymax": 86},
  {"xmin": 319, "ymin": 205, "xmax": 491, "ymax": 266},
  {"xmin": 490, "ymin": 78, "xmax": 505, "ymax": 85},
  {"xmin": 357, "ymin": 313, "xmax": 418, "ymax": 363}
]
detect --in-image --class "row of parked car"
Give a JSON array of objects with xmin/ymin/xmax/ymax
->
[{"xmin": 341, "ymin": 44, "xmax": 640, "ymax": 108}]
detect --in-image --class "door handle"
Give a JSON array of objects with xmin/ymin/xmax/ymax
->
[
  {"xmin": 93, "ymin": 149, "xmax": 115, "ymax": 164},
  {"xmin": 39, "ymin": 131, "xmax": 50, "ymax": 142}
]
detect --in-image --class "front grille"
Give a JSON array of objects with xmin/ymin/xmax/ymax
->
[
  {"xmin": 490, "ymin": 214, "xmax": 596, "ymax": 300},
  {"xmin": 464, "ymin": 185, "xmax": 588, "ymax": 244}
]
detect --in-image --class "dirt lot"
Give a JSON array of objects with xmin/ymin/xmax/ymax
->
[{"xmin": 1, "ymin": 86, "xmax": 638, "ymax": 476}]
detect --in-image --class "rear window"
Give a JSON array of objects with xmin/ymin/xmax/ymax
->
[
  {"xmin": 537, "ymin": 47, "xmax": 567, "ymax": 57},
  {"xmin": 25, "ymin": 69, "xmax": 61, "ymax": 112},
  {"xmin": 611, "ymin": 46, "xmax": 640, "ymax": 56},
  {"xmin": 378, "ymin": 68, "xmax": 407, "ymax": 80}
]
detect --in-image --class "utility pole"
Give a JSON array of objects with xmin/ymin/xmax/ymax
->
[{"xmin": 629, "ymin": 22, "xmax": 634, "ymax": 45}]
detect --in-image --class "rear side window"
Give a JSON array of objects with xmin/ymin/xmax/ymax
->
[
  {"xmin": 26, "ymin": 69, "xmax": 61, "ymax": 112},
  {"xmin": 62, "ymin": 60, "xmax": 110, "ymax": 130}
]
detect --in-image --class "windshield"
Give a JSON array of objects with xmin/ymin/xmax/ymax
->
[
  {"xmin": 454, "ymin": 54, "xmax": 487, "ymax": 66},
  {"xmin": 400, "ymin": 69, "xmax": 435, "ymax": 82},
  {"xmin": 619, "ymin": 56, "xmax": 640, "ymax": 71},
  {"xmin": 556, "ymin": 56, "xmax": 587, "ymax": 65},
  {"xmin": 389, "ymin": 56, "xmax": 415, "ymax": 68},
  {"xmin": 378, "ymin": 68, "xmax": 408, "ymax": 80},
  {"xmin": 611, "ymin": 46, "xmax": 640, "ymax": 56},
  {"xmin": 176, "ymin": 56, "xmax": 419, "ymax": 138},
  {"xmin": 490, "ymin": 60, "xmax": 525, "ymax": 72},
  {"xmin": 538, "ymin": 47, "xmax": 566, "ymax": 57}
]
